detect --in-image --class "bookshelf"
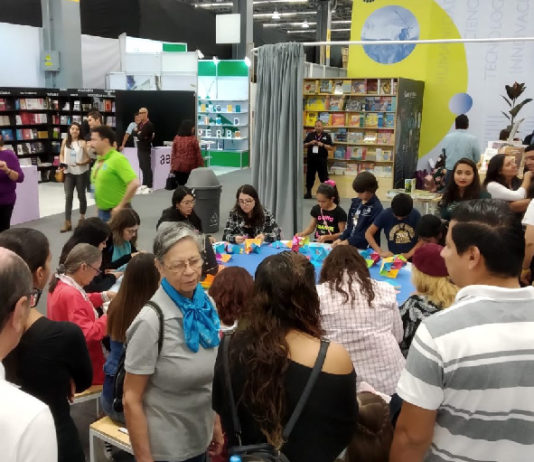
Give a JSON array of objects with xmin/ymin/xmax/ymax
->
[
  {"xmin": 197, "ymin": 60, "xmax": 250, "ymax": 168},
  {"xmin": 0, "ymin": 88, "xmax": 115, "ymax": 182},
  {"xmin": 302, "ymin": 77, "xmax": 424, "ymax": 196}
]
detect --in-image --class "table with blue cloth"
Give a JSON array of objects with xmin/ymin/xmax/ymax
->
[{"xmin": 219, "ymin": 243, "xmax": 414, "ymax": 305}]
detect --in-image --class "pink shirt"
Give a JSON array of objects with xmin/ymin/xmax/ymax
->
[{"xmin": 317, "ymin": 276, "xmax": 405, "ymax": 395}]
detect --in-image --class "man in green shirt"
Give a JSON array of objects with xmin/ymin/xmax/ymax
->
[{"xmin": 90, "ymin": 126, "xmax": 140, "ymax": 222}]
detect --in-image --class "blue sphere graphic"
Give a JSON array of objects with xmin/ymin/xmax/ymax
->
[
  {"xmin": 449, "ymin": 93, "xmax": 473, "ymax": 114},
  {"xmin": 361, "ymin": 6, "xmax": 420, "ymax": 64}
]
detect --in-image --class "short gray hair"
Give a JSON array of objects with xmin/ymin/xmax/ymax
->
[
  {"xmin": 0, "ymin": 248, "xmax": 33, "ymax": 330},
  {"xmin": 62, "ymin": 243, "xmax": 101, "ymax": 274},
  {"xmin": 153, "ymin": 223, "xmax": 202, "ymax": 261}
]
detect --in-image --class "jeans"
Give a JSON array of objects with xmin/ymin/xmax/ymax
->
[
  {"xmin": 100, "ymin": 375, "xmax": 125, "ymax": 424},
  {"xmin": 64, "ymin": 173, "xmax": 87, "ymax": 221},
  {"xmin": 98, "ymin": 209, "xmax": 112, "ymax": 222},
  {"xmin": 0, "ymin": 203, "xmax": 14, "ymax": 232},
  {"xmin": 138, "ymin": 145, "xmax": 153, "ymax": 188}
]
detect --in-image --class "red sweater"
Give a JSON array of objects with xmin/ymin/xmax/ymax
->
[
  {"xmin": 47, "ymin": 280, "xmax": 107, "ymax": 385},
  {"xmin": 171, "ymin": 135, "xmax": 204, "ymax": 173}
]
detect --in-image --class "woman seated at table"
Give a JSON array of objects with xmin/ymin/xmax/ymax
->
[
  {"xmin": 438, "ymin": 158, "xmax": 488, "ymax": 221},
  {"xmin": 48, "ymin": 243, "xmax": 114, "ymax": 385},
  {"xmin": 102, "ymin": 252, "xmax": 160, "ymax": 424},
  {"xmin": 157, "ymin": 186, "xmax": 203, "ymax": 231},
  {"xmin": 222, "ymin": 184, "xmax": 281, "ymax": 244},
  {"xmin": 317, "ymin": 246, "xmax": 404, "ymax": 396},
  {"xmin": 60, "ymin": 217, "xmax": 117, "ymax": 292},
  {"xmin": 213, "ymin": 251, "xmax": 357, "ymax": 462},
  {"xmin": 483, "ymin": 154, "xmax": 532, "ymax": 212},
  {"xmin": 103, "ymin": 208, "xmax": 140, "ymax": 271},
  {"xmin": 124, "ymin": 226, "xmax": 223, "ymax": 462}
]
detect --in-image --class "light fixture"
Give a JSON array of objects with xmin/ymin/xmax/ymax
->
[
  {"xmin": 244, "ymin": 56, "xmax": 251, "ymax": 67},
  {"xmin": 196, "ymin": 49, "xmax": 205, "ymax": 59},
  {"xmin": 302, "ymin": 20, "xmax": 310, "ymax": 29},
  {"xmin": 272, "ymin": 10, "xmax": 281, "ymax": 20},
  {"xmin": 263, "ymin": 21, "xmax": 317, "ymax": 28},
  {"xmin": 332, "ymin": 20, "xmax": 351, "ymax": 25},
  {"xmin": 254, "ymin": 11, "xmax": 316, "ymax": 18},
  {"xmin": 194, "ymin": 0, "xmax": 307, "ymax": 7},
  {"xmin": 331, "ymin": 28, "xmax": 351, "ymax": 32},
  {"xmin": 287, "ymin": 29, "xmax": 316, "ymax": 34}
]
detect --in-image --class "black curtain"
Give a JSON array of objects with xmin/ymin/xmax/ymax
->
[{"xmin": 0, "ymin": 0, "xmax": 41, "ymax": 27}]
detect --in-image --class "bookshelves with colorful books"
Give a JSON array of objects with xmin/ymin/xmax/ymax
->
[{"xmin": 303, "ymin": 77, "xmax": 425, "ymax": 194}]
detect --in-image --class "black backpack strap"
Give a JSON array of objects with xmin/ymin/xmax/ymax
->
[
  {"xmin": 282, "ymin": 339, "xmax": 330, "ymax": 440},
  {"xmin": 223, "ymin": 333, "xmax": 243, "ymax": 446},
  {"xmin": 145, "ymin": 300, "xmax": 164, "ymax": 354}
]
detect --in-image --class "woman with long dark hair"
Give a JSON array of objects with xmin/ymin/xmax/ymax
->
[
  {"xmin": 103, "ymin": 208, "xmax": 140, "ymax": 271},
  {"xmin": 213, "ymin": 251, "xmax": 358, "ymax": 462},
  {"xmin": 483, "ymin": 154, "xmax": 532, "ymax": 207},
  {"xmin": 438, "ymin": 158, "xmax": 488, "ymax": 221},
  {"xmin": 170, "ymin": 119, "xmax": 204, "ymax": 186},
  {"xmin": 222, "ymin": 184, "xmax": 281, "ymax": 244},
  {"xmin": 317, "ymin": 246, "xmax": 404, "ymax": 396},
  {"xmin": 101, "ymin": 253, "xmax": 160, "ymax": 423},
  {"xmin": 59, "ymin": 122, "xmax": 90, "ymax": 232}
]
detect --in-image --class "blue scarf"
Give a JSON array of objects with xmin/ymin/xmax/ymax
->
[{"xmin": 161, "ymin": 278, "xmax": 220, "ymax": 352}]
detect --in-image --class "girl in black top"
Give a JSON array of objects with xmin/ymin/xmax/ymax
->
[
  {"xmin": 1, "ymin": 228, "xmax": 92, "ymax": 462},
  {"xmin": 212, "ymin": 252, "xmax": 358, "ymax": 462},
  {"xmin": 297, "ymin": 181, "xmax": 347, "ymax": 242}
]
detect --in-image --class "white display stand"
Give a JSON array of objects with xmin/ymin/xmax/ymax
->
[{"xmin": 12, "ymin": 165, "xmax": 40, "ymax": 225}]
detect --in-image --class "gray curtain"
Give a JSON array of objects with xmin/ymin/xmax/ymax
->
[{"xmin": 252, "ymin": 42, "xmax": 304, "ymax": 239}]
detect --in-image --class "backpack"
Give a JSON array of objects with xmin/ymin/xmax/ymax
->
[
  {"xmin": 112, "ymin": 301, "xmax": 164, "ymax": 413},
  {"xmin": 222, "ymin": 334, "xmax": 330, "ymax": 462}
]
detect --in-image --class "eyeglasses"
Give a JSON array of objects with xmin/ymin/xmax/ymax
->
[
  {"xmin": 124, "ymin": 228, "xmax": 138, "ymax": 235},
  {"xmin": 164, "ymin": 257, "xmax": 204, "ymax": 274},
  {"xmin": 86, "ymin": 263, "xmax": 102, "ymax": 275},
  {"xmin": 239, "ymin": 199, "xmax": 255, "ymax": 205},
  {"xmin": 181, "ymin": 200, "xmax": 196, "ymax": 206}
]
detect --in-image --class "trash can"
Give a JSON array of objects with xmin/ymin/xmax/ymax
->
[{"xmin": 186, "ymin": 167, "xmax": 222, "ymax": 233}]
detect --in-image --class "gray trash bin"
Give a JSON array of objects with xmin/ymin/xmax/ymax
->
[{"xmin": 186, "ymin": 167, "xmax": 222, "ymax": 233}]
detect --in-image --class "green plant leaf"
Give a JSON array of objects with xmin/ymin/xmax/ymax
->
[
  {"xmin": 502, "ymin": 95, "xmax": 512, "ymax": 106},
  {"xmin": 501, "ymin": 111, "xmax": 511, "ymax": 120},
  {"xmin": 509, "ymin": 98, "xmax": 533, "ymax": 118}
]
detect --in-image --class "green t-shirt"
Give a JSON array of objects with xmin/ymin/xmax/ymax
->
[{"xmin": 91, "ymin": 149, "xmax": 137, "ymax": 210}]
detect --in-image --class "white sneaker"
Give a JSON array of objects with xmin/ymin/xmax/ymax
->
[
  {"xmin": 142, "ymin": 187, "xmax": 153, "ymax": 194},
  {"xmin": 136, "ymin": 185, "xmax": 147, "ymax": 195}
]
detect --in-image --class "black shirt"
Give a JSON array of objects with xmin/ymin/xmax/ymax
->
[
  {"xmin": 310, "ymin": 204, "xmax": 348, "ymax": 238},
  {"xmin": 304, "ymin": 130, "xmax": 333, "ymax": 158},
  {"xmin": 137, "ymin": 120, "xmax": 155, "ymax": 149},
  {"xmin": 212, "ymin": 334, "xmax": 358, "ymax": 462},
  {"xmin": 4, "ymin": 317, "xmax": 93, "ymax": 462}
]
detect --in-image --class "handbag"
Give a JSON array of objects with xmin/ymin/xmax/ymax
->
[
  {"xmin": 165, "ymin": 172, "xmax": 178, "ymax": 190},
  {"xmin": 55, "ymin": 169, "xmax": 65, "ymax": 183},
  {"xmin": 222, "ymin": 334, "xmax": 330, "ymax": 462}
]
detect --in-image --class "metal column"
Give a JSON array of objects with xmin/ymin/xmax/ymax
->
[
  {"xmin": 232, "ymin": 0, "xmax": 253, "ymax": 59},
  {"xmin": 315, "ymin": 0, "xmax": 332, "ymax": 65}
]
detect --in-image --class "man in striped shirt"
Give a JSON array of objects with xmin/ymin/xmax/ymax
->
[{"xmin": 390, "ymin": 199, "xmax": 534, "ymax": 462}]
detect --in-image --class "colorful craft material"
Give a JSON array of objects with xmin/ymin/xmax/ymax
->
[
  {"xmin": 216, "ymin": 253, "xmax": 232, "ymax": 264},
  {"xmin": 379, "ymin": 255, "xmax": 407, "ymax": 278},
  {"xmin": 245, "ymin": 238, "xmax": 262, "ymax": 254},
  {"xmin": 307, "ymin": 244, "xmax": 329, "ymax": 263},
  {"xmin": 291, "ymin": 235, "xmax": 310, "ymax": 252},
  {"xmin": 360, "ymin": 248, "xmax": 381, "ymax": 268}
]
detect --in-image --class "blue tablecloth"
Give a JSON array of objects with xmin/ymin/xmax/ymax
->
[{"xmin": 222, "ymin": 244, "xmax": 414, "ymax": 305}]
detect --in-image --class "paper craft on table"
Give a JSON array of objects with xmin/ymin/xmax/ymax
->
[
  {"xmin": 216, "ymin": 253, "xmax": 232, "ymax": 263},
  {"xmin": 360, "ymin": 248, "xmax": 381, "ymax": 268},
  {"xmin": 307, "ymin": 244, "xmax": 330, "ymax": 263},
  {"xmin": 271, "ymin": 240, "xmax": 292, "ymax": 249},
  {"xmin": 291, "ymin": 235, "xmax": 310, "ymax": 252},
  {"xmin": 245, "ymin": 238, "xmax": 262, "ymax": 254},
  {"xmin": 225, "ymin": 243, "xmax": 243, "ymax": 254},
  {"xmin": 379, "ymin": 255, "xmax": 407, "ymax": 279}
]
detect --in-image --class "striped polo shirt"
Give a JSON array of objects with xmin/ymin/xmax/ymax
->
[{"xmin": 396, "ymin": 284, "xmax": 534, "ymax": 462}]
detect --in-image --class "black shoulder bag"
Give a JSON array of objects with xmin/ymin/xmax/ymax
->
[
  {"xmin": 112, "ymin": 301, "xmax": 164, "ymax": 413},
  {"xmin": 222, "ymin": 334, "xmax": 330, "ymax": 462}
]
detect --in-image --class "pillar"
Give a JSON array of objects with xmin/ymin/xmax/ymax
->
[
  {"xmin": 232, "ymin": 0, "xmax": 253, "ymax": 59},
  {"xmin": 315, "ymin": 0, "xmax": 332, "ymax": 66}
]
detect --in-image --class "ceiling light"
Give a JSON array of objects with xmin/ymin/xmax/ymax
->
[
  {"xmin": 272, "ymin": 10, "xmax": 281, "ymax": 20},
  {"xmin": 331, "ymin": 28, "xmax": 351, "ymax": 32},
  {"xmin": 194, "ymin": 0, "xmax": 307, "ymax": 7},
  {"xmin": 254, "ymin": 11, "xmax": 316, "ymax": 18},
  {"xmin": 263, "ymin": 21, "xmax": 317, "ymax": 28},
  {"xmin": 287, "ymin": 29, "xmax": 316, "ymax": 34},
  {"xmin": 302, "ymin": 20, "xmax": 310, "ymax": 29}
]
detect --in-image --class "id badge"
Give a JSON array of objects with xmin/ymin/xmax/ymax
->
[{"xmin": 312, "ymin": 145, "xmax": 319, "ymax": 154}]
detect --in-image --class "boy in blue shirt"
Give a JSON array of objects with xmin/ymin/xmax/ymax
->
[
  {"xmin": 333, "ymin": 171, "xmax": 383, "ymax": 249},
  {"xmin": 365, "ymin": 192, "xmax": 421, "ymax": 259}
]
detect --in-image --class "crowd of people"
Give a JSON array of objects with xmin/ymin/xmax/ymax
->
[{"xmin": 2, "ymin": 116, "xmax": 534, "ymax": 462}]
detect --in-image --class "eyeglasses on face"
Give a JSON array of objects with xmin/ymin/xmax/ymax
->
[
  {"xmin": 239, "ymin": 199, "xmax": 254, "ymax": 205},
  {"xmin": 181, "ymin": 199, "xmax": 196, "ymax": 206},
  {"xmin": 86, "ymin": 263, "xmax": 102, "ymax": 275},
  {"xmin": 163, "ymin": 257, "xmax": 204, "ymax": 274},
  {"xmin": 124, "ymin": 227, "xmax": 138, "ymax": 235}
]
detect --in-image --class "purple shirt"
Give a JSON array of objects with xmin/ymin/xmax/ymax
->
[{"xmin": 0, "ymin": 149, "xmax": 24, "ymax": 205}]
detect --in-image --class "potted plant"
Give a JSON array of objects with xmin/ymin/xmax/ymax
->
[{"xmin": 502, "ymin": 81, "xmax": 532, "ymax": 132}]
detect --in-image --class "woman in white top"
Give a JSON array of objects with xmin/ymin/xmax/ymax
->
[
  {"xmin": 317, "ymin": 245, "xmax": 404, "ymax": 395},
  {"xmin": 483, "ymin": 153, "xmax": 532, "ymax": 205},
  {"xmin": 59, "ymin": 122, "xmax": 90, "ymax": 233}
]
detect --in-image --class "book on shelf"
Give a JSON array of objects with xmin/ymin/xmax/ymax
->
[
  {"xmin": 0, "ymin": 115, "xmax": 10, "ymax": 125},
  {"xmin": 384, "ymin": 113, "xmax": 395, "ymax": 128},
  {"xmin": 367, "ymin": 79, "xmax": 378, "ymax": 94},
  {"xmin": 60, "ymin": 115, "xmax": 71, "ymax": 125},
  {"xmin": 376, "ymin": 149, "xmax": 393, "ymax": 162},
  {"xmin": 305, "ymin": 111, "xmax": 318, "ymax": 126},
  {"xmin": 376, "ymin": 97, "xmax": 393, "ymax": 111},
  {"xmin": 345, "ymin": 147, "xmax": 354, "ymax": 159},
  {"xmin": 105, "ymin": 116, "xmax": 115, "ymax": 126},
  {"xmin": 327, "ymin": 96, "xmax": 345, "ymax": 111},
  {"xmin": 62, "ymin": 102, "xmax": 71, "ymax": 111},
  {"xmin": 37, "ymin": 131, "xmax": 48, "ymax": 139},
  {"xmin": 3, "ymin": 144, "xmax": 14, "ymax": 152},
  {"xmin": 345, "ymin": 98, "xmax": 364, "ymax": 111},
  {"xmin": 72, "ymin": 115, "xmax": 82, "ymax": 123},
  {"xmin": 304, "ymin": 80, "xmax": 317, "ymax": 94},
  {"xmin": 82, "ymin": 103, "xmax": 92, "ymax": 111},
  {"xmin": 365, "ymin": 113, "xmax": 379, "ymax": 128},
  {"xmin": 352, "ymin": 80, "xmax": 366, "ymax": 94},
  {"xmin": 374, "ymin": 165, "xmax": 393, "ymax": 177},
  {"xmin": 51, "ymin": 141, "xmax": 61, "ymax": 154},
  {"xmin": 318, "ymin": 112, "xmax": 331, "ymax": 125},
  {"xmin": 73, "ymin": 100, "xmax": 81, "ymax": 111},
  {"xmin": 392, "ymin": 80, "xmax": 398, "ymax": 94},
  {"xmin": 363, "ymin": 131, "xmax": 378, "ymax": 144},
  {"xmin": 334, "ymin": 146, "xmax": 346, "ymax": 159},
  {"xmin": 16, "ymin": 112, "xmax": 48, "ymax": 125},
  {"xmin": 52, "ymin": 127, "xmax": 60, "ymax": 139},
  {"xmin": 377, "ymin": 130, "xmax": 394, "ymax": 144},
  {"xmin": 347, "ymin": 114, "xmax": 363, "ymax": 128},
  {"xmin": 332, "ymin": 128, "xmax": 347, "ymax": 143},
  {"xmin": 379, "ymin": 79, "xmax": 392, "ymax": 95},
  {"xmin": 1, "ymin": 129, "xmax": 14, "ymax": 141},
  {"xmin": 351, "ymin": 147, "xmax": 366, "ymax": 160},
  {"xmin": 16, "ymin": 128, "xmax": 38, "ymax": 140},
  {"xmin": 346, "ymin": 162, "xmax": 359, "ymax": 175},
  {"xmin": 331, "ymin": 113, "xmax": 345, "ymax": 127},
  {"xmin": 366, "ymin": 150, "xmax": 377, "ymax": 161},
  {"xmin": 342, "ymin": 80, "xmax": 352, "ymax": 94},
  {"xmin": 333, "ymin": 80, "xmax": 344, "ymax": 95},
  {"xmin": 305, "ymin": 97, "xmax": 327, "ymax": 111},
  {"xmin": 17, "ymin": 98, "xmax": 46, "ymax": 110},
  {"xmin": 49, "ymin": 99, "xmax": 59, "ymax": 110},
  {"xmin": 19, "ymin": 157, "xmax": 33, "ymax": 166},
  {"xmin": 320, "ymin": 80, "xmax": 333, "ymax": 94},
  {"xmin": 347, "ymin": 131, "xmax": 364, "ymax": 144},
  {"xmin": 0, "ymin": 98, "xmax": 13, "ymax": 111}
]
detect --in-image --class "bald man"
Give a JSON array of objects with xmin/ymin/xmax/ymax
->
[{"xmin": 136, "ymin": 107, "xmax": 155, "ymax": 193}]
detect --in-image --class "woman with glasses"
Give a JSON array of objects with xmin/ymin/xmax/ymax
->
[
  {"xmin": 123, "ymin": 226, "xmax": 224, "ymax": 462},
  {"xmin": 222, "ymin": 184, "xmax": 281, "ymax": 244},
  {"xmin": 157, "ymin": 186, "xmax": 218, "ymax": 276},
  {"xmin": 103, "ymin": 208, "xmax": 141, "ymax": 272},
  {"xmin": 0, "ymin": 229, "xmax": 92, "ymax": 462},
  {"xmin": 48, "ymin": 243, "xmax": 115, "ymax": 385}
]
